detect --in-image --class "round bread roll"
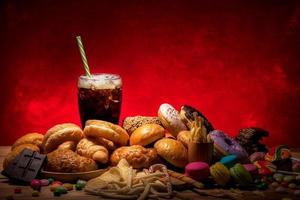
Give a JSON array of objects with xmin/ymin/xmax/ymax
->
[
  {"xmin": 158, "ymin": 103, "xmax": 187, "ymax": 137},
  {"xmin": 177, "ymin": 130, "xmax": 191, "ymax": 148},
  {"xmin": 3, "ymin": 144, "xmax": 40, "ymax": 169},
  {"xmin": 130, "ymin": 124, "xmax": 165, "ymax": 146},
  {"xmin": 122, "ymin": 116, "xmax": 163, "ymax": 135},
  {"xmin": 110, "ymin": 145, "xmax": 158, "ymax": 169},
  {"xmin": 11, "ymin": 133, "xmax": 44, "ymax": 150},
  {"xmin": 84, "ymin": 120, "xmax": 129, "ymax": 146},
  {"xmin": 42, "ymin": 123, "xmax": 84, "ymax": 154},
  {"xmin": 154, "ymin": 138, "xmax": 188, "ymax": 168}
]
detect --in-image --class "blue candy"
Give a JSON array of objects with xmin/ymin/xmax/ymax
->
[{"xmin": 220, "ymin": 155, "xmax": 237, "ymax": 168}]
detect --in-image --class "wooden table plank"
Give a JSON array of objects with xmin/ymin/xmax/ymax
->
[{"xmin": 0, "ymin": 146, "xmax": 299, "ymax": 200}]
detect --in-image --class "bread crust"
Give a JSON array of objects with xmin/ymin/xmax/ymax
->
[
  {"xmin": 130, "ymin": 124, "xmax": 165, "ymax": 146},
  {"xmin": 42, "ymin": 123, "xmax": 83, "ymax": 154},
  {"xmin": 122, "ymin": 116, "xmax": 163, "ymax": 134},
  {"xmin": 84, "ymin": 120, "xmax": 129, "ymax": 146},
  {"xmin": 177, "ymin": 130, "xmax": 191, "ymax": 148},
  {"xmin": 11, "ymin": 133, "xmax": 44, "ymax": 150},
  {"xmin": 154, "ymin": 138, "xmax": 188, "ymax": 168}
]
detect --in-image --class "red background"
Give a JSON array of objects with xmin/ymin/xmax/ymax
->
[{"xmin": 1, "ymin": 0, "xmax": 300, "ymax": 147}]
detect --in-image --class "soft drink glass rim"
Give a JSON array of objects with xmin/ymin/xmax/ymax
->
[{"xmin": 79, "ymin": 73, "xmax": 121, "ymax": 81}]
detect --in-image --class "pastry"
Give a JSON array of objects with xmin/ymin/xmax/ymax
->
[
  {"xmin": 3, "ymin": 144, "xmax": 40, "ymax": 169},
  {"xmin": 185, "ymin": 162, "xmax": 209, "ymax": 181},
  {"xmin": 89, "ymin": 136, "xmax": 116, "ymax": 151},
  {"xmin": 154, "ymin": 138, "xmax": 188, "ymax": 168},
  {"xmin": 122, "ymin": 116, "xmax": 163, "ymax": 135},
  {"xmin": 177, "ymin": 130, "xmax": 190, "ymax": 148},
  {"xmin": 208, "ymin": 130, "xmax": 248, "ymax": 163},
  {"xmin": 11, "ymin": 133, "xmax": 44, "ymax": 150},
  {"xmin": 77, "ymin": 138, "xmax": 109, "ymax": 164},
  {"xmin": 210, "ymin": 162, "xmax": 231, "ymax": 186},
  {"xmin": 220, "ymin": 155, "xmax": 238, "ymax": 168},
  {"xmin": 45, "ymin": 149, "xmax": 98, "ymax": 172},
  {"xmin": 180, "ymin": 105, "xmax": 214, "ymax": 132},
  {"xmin": 57, "ymin": 141, "xmax": 76, "ymax": 151},
  {"xmin": 230, "ymin": 163, "xmax": 253, "ymax": 186},
  {"xmin": 235, "ymin": 127, "xmax": 269, "ymax": 155},
  {"xmin": 110, "ymin": 145, "xmax": 158, "ymax": 169},
  {"xmin": 129, "ymin": 124, "xmax": 165, "ymax": 146},
  {"xmin": 158, "ymin": 103, "xmax": 187, "ymax": 137},
  {"xmin": 42, "ymin": 123, "xmax": 84, "ymax": 154},
  {"xmin": 84, "ymin": 120, "xmax": 129, "ymax": 146}
]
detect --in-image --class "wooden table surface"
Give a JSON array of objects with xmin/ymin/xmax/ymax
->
[{"xmin": 0, "ymin": 146, "xmax": 299, "ymax": 200}]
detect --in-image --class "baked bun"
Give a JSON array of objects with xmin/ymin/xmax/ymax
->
[
  {"xmin": 177, "ymin": 130, "xmax": 191, "ymax": 148},
  {"xmin": 45, "ymin": 149, "xmax": 98, "ymax": 172},
  {"xmin": 158, "ymin": 103, "xmax": 187, "ymax": 137},
  {"xmin": 77, "ymin": 138, "xmax": 109, "ymax": 164},
  {"xmin": 122, "ymin": 116, "xmax": 163, "ymax": 135},
  {"xmin": 57, "ymin": 141, "xmax": 76, "ymax": 151},
  {"xmin": 110, "ymin": 145, "xmax": 158, "ymax": 169},
  {"xmin": 154, "ymin": 138, "xmax": 188, "ymax": 168},
  {"xmin": 89, "ymin": 136, "xmax": 116, "ymax": 151},
  {"xmin": 3, "ymin": 144, "xmax": 40, "ymax": 169},
  {"xmin": 130, "ymin": 124, "xmax": 165, "ymax": 146},
  {"xmin": 42, "ymin": 123, "xmax": 84, "ymax": 154},
  {"xmin": 84, "ymin": 120, "xmax": 129, "ymax": 146},
  {"xmin": 11, "ymin": 133, "xmax": 44, "ymax": 150}
]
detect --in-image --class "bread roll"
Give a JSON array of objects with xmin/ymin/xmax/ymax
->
[
  {"xmin": 84, "ymin": 120, "xmax": 129, "ymax": 146},
  {"xmin": 45, "ymin": 149, "xmax": 98, "ymax": 172},
  {"xmin": 130, "ymin": 124, "xmax": 165, "ymax": 146},
  {"xmin": 3, "ymin": 144, "xmax": 40, "ymax": 169},
  {"xmin": 11, "ymin": 133, "xmax": 44, "ymax": 150},
  {"xmin": 177, "ymin": 130, "xmax": 191, "ymax": 148},
  {"xmin": 57, "ymin": 141, "xmax": 76, "ymax": 151},
  {"xmin": 122, "ymin": 116, "xmax": 163, "ymax": 135},
  {"xmin": 154, "ymin": 138, "xmax": 188, "ymax": 168},
  {"xmin": 110, "ymin": 145, "xmax": 158, "ymax": 169},
  {"xmin": 77, "ymin": 138, "xmax": 109, "ymax": 164},
  {"xmin": 42, "ymin": 123, "xmax": 83, "ymax": 154},
  {"xmin": 89, "ymin": 136, "xmax": 116, "ymax": 151}
]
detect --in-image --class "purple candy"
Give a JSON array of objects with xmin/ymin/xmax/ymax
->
[{"xmin": 40, "ymin": 179, "xmax": 49, "ymax": 186}]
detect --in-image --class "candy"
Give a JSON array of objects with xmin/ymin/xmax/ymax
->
[
  {"xmin": 265, "ymin": 145, "xmax": 291, "ymax": 162},
  {"xmin": 273, "ymin": 173, "xmax": 284, "ymax": 179},
  {"xmin": 249, "ymin": 152, "xmax": 266, "ymax": 163},
  {"xmin": 77, "ymin": 179, "xmax": 87, "ymax": 187},
  {"xmin": 48, "ymin": 178, "xmax": 54, "ymax": 184},
  {"xmin": 55, "ymin": 186, "xmax": 67, "ymax": 194},
  {"xmin": 50, "ymin": 183, "xmax": 61, "ymax": 191},
  {"xmin": 254, "ymin": 160, "xmax": 276, "ymax": 175},
  {"xmin": 75, "ymin": 179, "xmax": 87, "ymax": 190},
  {"xmin": 281, "ymin": 181, "xmax": 289, "ymax": 187},
  {"xmin": 275, "ymin": 186, "xmax": 288, "ymax": 193},
  {"xmin": 256, "ymin": 182, "xmax": 268, "ymax": 190},
  {"xmin": 14, "ymin": 187, "xmax": 21, "ymax": 194},
  {"xmin": 32, "ymin": 191, "xmax": 39, "ymax": 197},
  {"xmin": 283, "ymin": 175, "xmax": 295, "ymax": 183},
  {"xmin": 288, "ymin": 183, "xmax": 296, "ymax": 189},
  {"xmin": 31, "ymin": 179, "xmax": 41, "ymax": 190},
  {"xmin": 270, "ymin": 182, "xmax": 279, "ymax": 188},
  {"xmin": 52, "ymin": 181, "xmax": 62, "ymax": 185},
  {"xmin": 62, "ymin": 183, "xmax": 74, "ymax": 191},
  {"xmin": 40, "ymin": 179, "xmax": 49, "ymax": 186},
  {"xmin": 75, "ymin": 183, "xmax": 83, "ymax": 190}
]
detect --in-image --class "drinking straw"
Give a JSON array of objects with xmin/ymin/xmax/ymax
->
[{"xmin": 76, "ymin": 36, "xmax": 92, "ymax": 78}]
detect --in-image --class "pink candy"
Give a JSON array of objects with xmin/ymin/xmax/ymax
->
[{"xmin": 30, "ymin": 179, "xmax": 41, "ymax": 190}]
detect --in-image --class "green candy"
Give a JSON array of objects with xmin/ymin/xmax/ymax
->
[
  {"xmin": 54, "ymin": 186, "xmax": 67, "ymax": 195},
  {"xmin": 75, "ymin": 183, "xmax": 83, "ymax": 190},
  {"xmin": 256, "ymin": 182, "xmax": 268, "ymax": 190},
  {"xmin": 48, "ymin": 178, "xmax": 54, "ymax": 184},
  {"xmin": 76, "ymin": 180, "xmax": 86, "ymax": 187}
]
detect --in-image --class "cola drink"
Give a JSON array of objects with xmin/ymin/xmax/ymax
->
[{"xmin": 78, "ymin": 74, "xmax": 122, "ymax": 127}]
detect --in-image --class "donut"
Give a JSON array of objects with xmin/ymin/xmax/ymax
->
[
  {"xmin": 179, "ymin": 105, "xmax": 214, "ymax": 132},
  {"xmin": 207, "ymin": 130, "xmax": 248, "ymax": 163},
  {"xmin": 42, "ymin": 123, "xmax": 84, "ymax": 154},
  {"xmin": 158, "ymin": 103, "xmax": 187, "ymax": 137}
]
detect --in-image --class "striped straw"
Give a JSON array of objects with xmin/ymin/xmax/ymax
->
[{"xmin": 76, "ymin": 36, "xmax": 92, "ymax": 78}]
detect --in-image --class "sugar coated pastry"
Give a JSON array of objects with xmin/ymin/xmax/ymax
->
[
  {"xmin": 42, "ymin": 123, "xmax": 84, "ymax": 154},
  {"xmin": 154, "ymin": 138, "xmax": 188, "ymax": 168},
  {"xmin": 130, "ymin": 124, "xmax": 165, "ymax": 146},
  {"xmin": 84, "ymin": 120, "xmax": 129, "ymax": 146},
  {"xmin": 185, "ymin": 162, "xmax": 209, "ymax": 181},
  {"xmin": 208, "ymin": 130, "xmax": 248, "ymax": 163},
  {"xmin": 210, "ymin": 162, "xmax": 231, "ymax": 186},
  {"xmin": 179, "ymin": 105, "xmax": 214, "ymax": 132},
  {"xmin": 230, "ymin": 163, "xmax": 253, "ymax": 186},
  {"xmin": 122, "ymin": 116, "xmax": 163, "ymax": 135},
  {"xmin": 11, "ymin": 133, "xmax": 44, "ymax": 150},
  {"xmin": 158, "ymin": 103, "xmax": 187, "ymax": 137}
]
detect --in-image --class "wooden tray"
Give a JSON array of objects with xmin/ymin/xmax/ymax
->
[{"xmin": 41, "ymin": 168, "xmax": 108, "ymax": 182}]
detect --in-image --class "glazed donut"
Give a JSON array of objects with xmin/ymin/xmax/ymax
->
[
  {"xmin": 11, "ymin": 133, "xmax": 44, "ymax": 150},
  {"xmin": 42, "ymin": 123, "xmax": 84, "ymax": 154},
  {"xmin": 207, "ymin": 130, "xmax": 248, "ymax": 163},
  {"xmin": 130, "ymin": 124, "xmax": 165, "ymax": 146},
  {"xmin": 158, "ymin": 103, "xmax": 187, "ymax": 137},
  {"xmin": 84, "ymin": 120, "xmax": 129, "ymax": 146}
]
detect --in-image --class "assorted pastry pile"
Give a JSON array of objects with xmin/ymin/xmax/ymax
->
[{"xmin": 2, "ymin": 103, "xmax": 300, "ymax": 199}]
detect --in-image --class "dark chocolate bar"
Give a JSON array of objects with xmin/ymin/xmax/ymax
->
[{"xmin": 2, "ymin": 148, "xmax": 46, "ymax": 183}]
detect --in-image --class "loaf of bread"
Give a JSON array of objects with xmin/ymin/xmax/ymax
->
[
  {"xmin": 84, "ymin": 120, "xmax": 129, "ymax": 146},
  {"xmin": 110, "ymin": 145, "xmax": 158, "ymax": 169},
  {"xmin": 77, "ymin": 138, "xmax": 109, "ymax": 164},
  {"xmin": 122, "ymin": 116, "xmax": 163, "ymax": 135},
  {"xmin": 130, "ymin": 124, "xmax": 165, "ymax": 146},
  {"xmin": 45, "ymin": 149, "xmax": 98, "ymax": 172},
  {"xmin": 11, "ymin": 133, "xmax": 44, "ymax": 150},
  {"xmin": 42, "ymin": 123, "xmax": 84, "ymax": 154}
]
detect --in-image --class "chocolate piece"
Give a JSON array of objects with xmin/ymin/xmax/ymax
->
[{"xmin": 2, "ymin": 149, "xmax": 46, "ymax": 183}]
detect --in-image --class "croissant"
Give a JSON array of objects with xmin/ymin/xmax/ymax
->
[{"xmin": 76, "ymin": 138, "xmax": 109, "ymax": 164}]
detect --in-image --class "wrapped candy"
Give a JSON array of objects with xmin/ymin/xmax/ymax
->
[{"xmin": 265, "ymin": 145, "xmax": 291, "ymax": 162}]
